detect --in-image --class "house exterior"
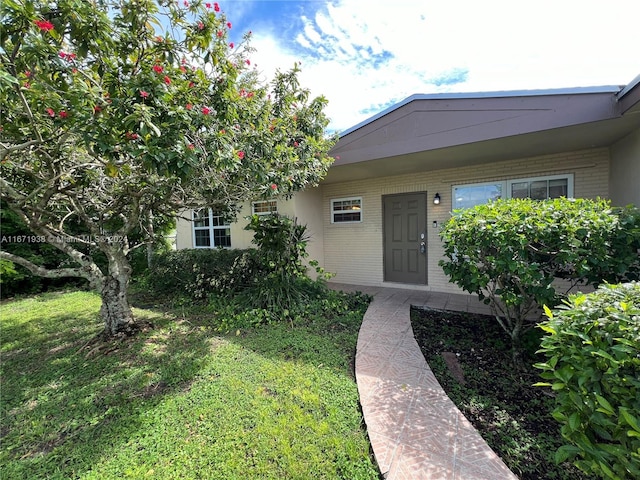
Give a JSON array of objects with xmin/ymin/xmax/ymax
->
[{"xmin": 175, "ymin": 75, "xmax": 640, "ymax": 293}]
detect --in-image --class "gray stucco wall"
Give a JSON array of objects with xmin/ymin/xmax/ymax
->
[{"xmin": 610, "ymin": 127, "xmax": 640, "ymax": 207}]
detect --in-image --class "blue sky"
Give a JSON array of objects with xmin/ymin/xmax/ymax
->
[{"xmin": 217, "ymin": 0, "xmax": 638, "ymax": 132}]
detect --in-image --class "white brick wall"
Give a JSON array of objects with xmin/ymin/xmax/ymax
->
[
  {"xmin": 174, "ymin": 197, "xmax": 298, "ymax": 250},
  {"xmin": 321, "ymin": 148, "xmax": 611, "ymax": 293},
  {"xmin": 174, "ymin": 147, "xmax": 612, "ymax": 294}
]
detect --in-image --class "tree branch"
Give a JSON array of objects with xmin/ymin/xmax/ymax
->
[
  {"xmin": 0, "ymin": 140, "xmax": 44, "ymax": 162},
  {"xmin": 0, "ymin": 251, "xmax": 97, "ymax": 285},
  {"xmin": 1, "ymin": 187, "xmax": 101, "ymax": 271}
]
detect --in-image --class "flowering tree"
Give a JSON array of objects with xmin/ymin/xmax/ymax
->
[{"xmin": 0, "ymin": 0, "xmax": 335, "ymax": 335}]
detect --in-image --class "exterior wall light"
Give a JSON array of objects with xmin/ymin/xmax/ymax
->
[{"xmin": 433, "ymin": 193, "xmax": 441, "ymax": 205}]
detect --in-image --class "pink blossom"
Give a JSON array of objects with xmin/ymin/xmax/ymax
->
[
  {"xmin": 237, "ymin": 151, "xmax": 245, "ymax": 159},
  {"xmin": 245, "ymin": 59, "xmax": 250, "ymax": 65},
  {"xmin": 205, "ymin": 3, "xmax": 211, "ymax": 8},
  {"xmin": 25, "ymin": 71, "xmax": 32, "ymax": 78},
  {"xmin": 226, "ymin": 21, "xmax": 232, "ymax": 28},
  {"xmin": 139, "ymin": 90, "xmax": 149, "ymax": 98},
  {"xmin": 201, "ymin": 107, "xmax": 211, "ymax": 115},
  {"xmin": 164, "ymin": 75, "xmax": 171, "ymax": 85},
  {"xmin": 46, "ymin": 108, "xmax": 55, "ymax": 117},
  {"xmin": 198, "ymin": 21, "xmax": 204, "ymax": 30},
  {"xmin": 59, "ymin": 51, "xmax": 76, "ymax": 61},
  {"xmin": 180, "ymin": 66, "xmax": 187, "ymax": 73},
  {"xmin": 35, "ymin": 19, "xmax": 54, "ymax": 31},
  {"xmin": 188, "ymin": 143, "xmax": 195, "ymax": 150},
  {"xmin": 59, "ymin": 111, "xmax": 68, "ymax": 119},
  {"xmin": 153, "ymin": 64, "xmax": 163, "ymax": 73},
  {"xmin": 270, "ymin": 184, "xmax": 277, "ymax": 190},
  {"xmin": 186, "ymin": 103, "xmax": 193, "ymax": 110},
  {"xmin": 188, "ymin": 81, "xmax": 195, "ymax": 88},
  {"xmin": 214, "ymin": 2, "xmax": 220, "ymax": 11},
  {"xmin": 229, "ymin": 42, "xmax": 234, "ymax": 49},
  {"xmin": 216, "ymin": 30, "xmax": 223, "ymax": 38}
]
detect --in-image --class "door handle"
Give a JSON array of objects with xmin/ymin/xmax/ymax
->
[{"xmin": 420, "ymin": 242, "xmax": 426, "ymax": 254}]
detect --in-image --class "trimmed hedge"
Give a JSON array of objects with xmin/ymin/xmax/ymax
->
[
  {"xmin": 536, "ymin": 282, "xmax": 640, "ymax": 479},
  {"xmin": 143, "ymin": 248, "xmax": 262, "ymax": 301}
]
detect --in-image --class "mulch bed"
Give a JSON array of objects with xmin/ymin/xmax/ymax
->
[{"xmin": 410, "ymin": 307, "xmax": 588, "ymax": 480}]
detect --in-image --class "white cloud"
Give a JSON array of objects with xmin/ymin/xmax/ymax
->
[
  {"xmin": 243, "ymin": 0, "xmax": 639, "ymax": 132},
  {"xmin": 302, "ymin": 21, "xmax": 323, "ymax": 45},
  {"xmin": 295, "ymin": 33, "xmax": 312, "ymax": 50}
]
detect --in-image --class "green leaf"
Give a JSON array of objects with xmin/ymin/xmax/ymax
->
[
  {"xmin": 620, "ymin": 407, "xmax": 640, "ymax": 433},
  {"xmin": 594, "ymin": 394, "xmax": 614, "ymax": 416},
  {"xmin": 538, "ymin": 322, "xmax": 556, "ymax": 334},
  {"xmin": 149, "ymin": 121, "xmax": 161, "ymax": 136},
  {"xmin": 543, "ymin": 304, "xmax": 554, "ymax": 320},
  {"xmin": 0, "ymin": 69, "xmax": 19, "ymax": 87},
  {"xmin": 568, "ymin": 412, "xmax": 581, "ymax": 432},
  {"xmin": 105, "ymin": 162, "xmax": 118, "ymax": 178},
  {"xmin": 555, "ymin": 444, "xmax": 580, "ymax": 464},
  {"xmin": 590, "ymin": 350, "xmax": 617, "ymax": 363},
  {"xmin": 598, "ymin": 461, "xmax": 615, "ymax": 478}
]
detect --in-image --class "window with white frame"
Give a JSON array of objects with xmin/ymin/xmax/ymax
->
[
  {"xmin": 252, "ymin": 200, "xmax": 278, "ymax": 215},
  {"xmin": 507, "ymin": 174, "xmax": 573, "ymax": 200},
  {"xmin": 192, "ymin": 209, "xmax": 231, "ymax": 248},
  {"xmin": 331, "ymin": 197, "xmax": 362, "ymax": 223},
  {"xmin": 452, "ymin": 174, "xmax": 573, "ymax": 210}
]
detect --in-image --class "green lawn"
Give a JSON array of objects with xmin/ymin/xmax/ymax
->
[{"xmin": 0, "ymin": 290, "xmax": 379, "ymax": 479}]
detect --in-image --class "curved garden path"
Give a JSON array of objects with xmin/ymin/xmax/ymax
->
[{"xmin": 334, "ymin": 284, "xmax": 518, "ymax": 480}]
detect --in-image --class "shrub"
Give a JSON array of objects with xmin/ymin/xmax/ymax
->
[
  {"xmin": 439, "ymin": 198, "xmax": 640, "ymax": 361},
  {"xmin": 535, "ymin": 282, "xmax": 640, "ymax": 479},
  {"xmin": 143, "ymin": 248, "xmax": 261, "ymax": 301},
  {"xmin": 211, "ymin": 283, "xmax": 372, "ymax": 332},
  {"xmin": 245, "ymin": 213, "xmax": 310, "ymax": 278},
  {"xmin": 239, "ymin": 214, "xmax": 330, "ymax": 313},
  {"xmin": 143, "ymin": 214, "xmax": 340, "ymax": 329},
  {"xmin": 602, "ymin": 205, "xmax": 640, "ymax": 284}
]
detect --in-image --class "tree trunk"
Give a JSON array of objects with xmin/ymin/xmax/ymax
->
[
  {"xmin": 146, "ymin": 210, "xmax": 155, "ymax": 269},
  {"xmin": 510, "ymin": 321, "xmax": 525, "ymax": 370},
  {"xmin": 100, "ymin": 249, "xmax": 136, "ymax": 336}
]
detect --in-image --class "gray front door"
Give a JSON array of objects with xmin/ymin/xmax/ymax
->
[{"xmin": 383, "ymin": 193, "xmax": 427, "ymax": 284}]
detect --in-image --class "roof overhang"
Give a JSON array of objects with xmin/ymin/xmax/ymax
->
[
  {"xmin": 617, "ymin": 74, "xmax": 640, "ymax": 115},
  {"xmin": 325, "ymin": 81, "xmax": 640, "ymax": 184}
]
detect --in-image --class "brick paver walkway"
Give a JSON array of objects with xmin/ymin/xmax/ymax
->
[{"xmin": 332, "ymin": 284, "xmax": 518, "ymax": 480}]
